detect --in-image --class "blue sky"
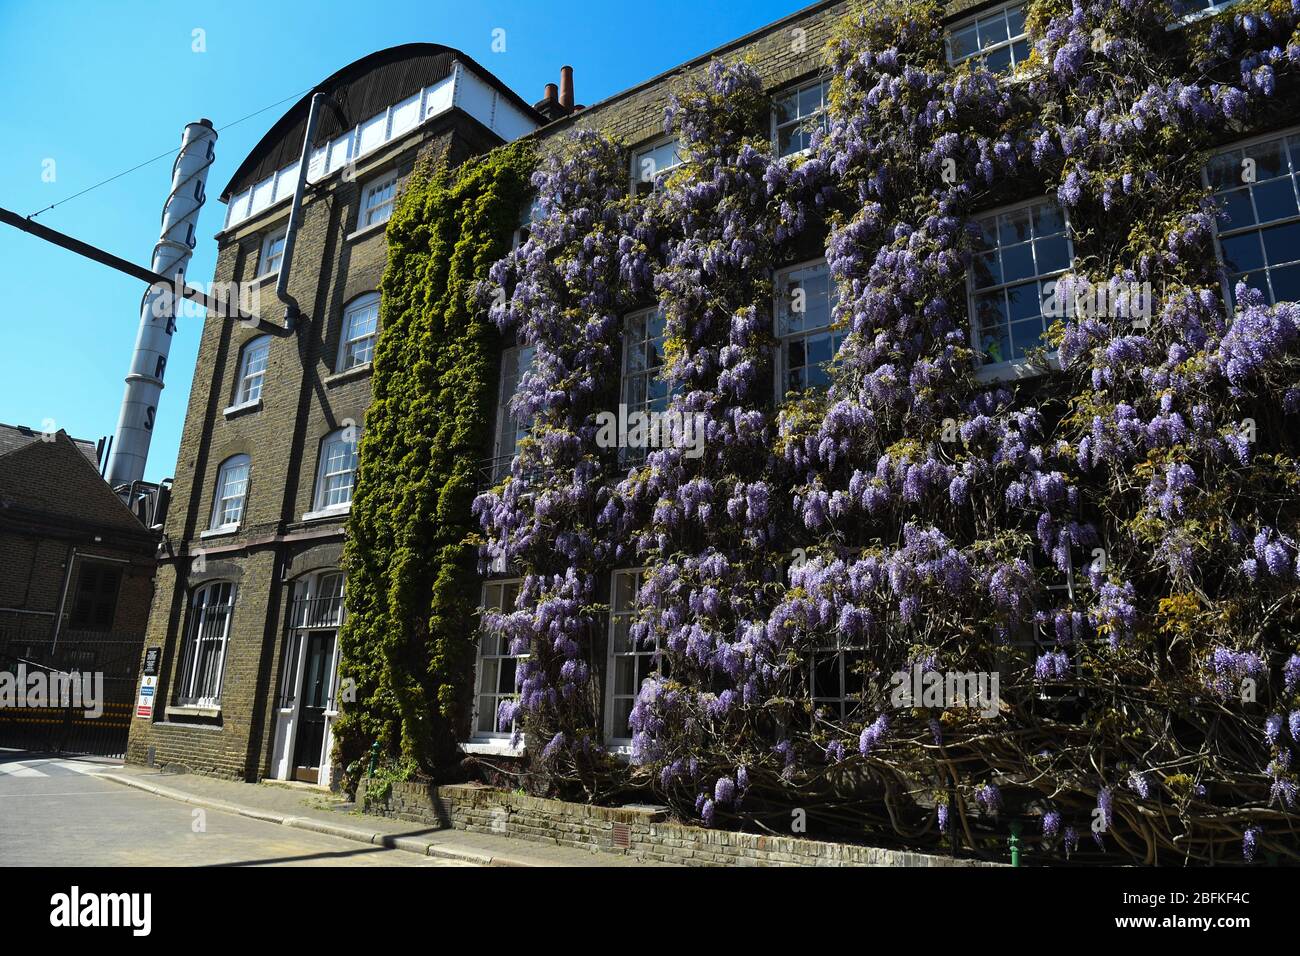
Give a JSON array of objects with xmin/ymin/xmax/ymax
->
[{"xmin": 0, "ymin": 0, "xmax": 805, "ymax": 483}]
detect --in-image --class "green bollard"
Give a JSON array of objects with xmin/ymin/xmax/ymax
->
[
  {"xmin": 368, "ymin": 740, "xmax": 380, "ymax": 778},
  {"xmin": 1009, "ymin": 821, "xmax": 1022, "ymax": 867}
]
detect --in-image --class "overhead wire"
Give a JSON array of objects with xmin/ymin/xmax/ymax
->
[{"xmin": 27, "ymin": 85, "xmax": 315, "ymax": 220}]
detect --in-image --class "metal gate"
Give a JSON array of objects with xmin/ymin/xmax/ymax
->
[{"xmin": 0, "ymin": 622, "xmax": 143, "ymax": 758}]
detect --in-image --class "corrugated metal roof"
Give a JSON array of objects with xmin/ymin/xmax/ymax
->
[{"xmin": 221, "ymin": 43, "xmax": 541, "ymax": 200}]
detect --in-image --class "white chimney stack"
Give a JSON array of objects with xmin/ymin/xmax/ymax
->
[{"xmin": 106, "ymin": 118, "xmax": 216, "ymax": 489}]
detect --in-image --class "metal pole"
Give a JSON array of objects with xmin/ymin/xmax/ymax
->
[
  {"xmin": 0, "ymin": 206, "xmax": 243, "ymax": 318},
  {"xmin": 51, "ymin": 547, "xmax": 78, "ymax": 653}
]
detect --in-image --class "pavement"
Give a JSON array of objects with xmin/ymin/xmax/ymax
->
[
  {"xmin": 0, "ymin": 751, "xmax": 463, "ymax": 866},
  {"xmin": 0, "ymin": 749, "xmax": 660, "ymax": 867}
]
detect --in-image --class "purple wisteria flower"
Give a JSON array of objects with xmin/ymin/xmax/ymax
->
[{"xmin": 976, "ymin": 783, "xmax": 1002, "ymax": 817}]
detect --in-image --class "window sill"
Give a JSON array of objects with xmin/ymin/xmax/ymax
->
[
  {"xmin": 302, "ymin": 505, "xmax": 351, "ymax": 522},
  {"xmin": 223, "ymin": 398, "xmax": 262, "ymax": 418},
  {"xmin": 346, "ymin": 219, "xmax": 389, "ymax": 243},
  {"xmin": 251, "ymin": 269, "xmax": 280, "ymax": 287},
  {"xmin": 973, "ymin": 353, "xmax": 1059, "ymax": 384},
  {"xmin": 199, "ymin": 525, "xmax": 240, "ymax": 539},
  {"xmin": 462, "ymin": 739, "xmax": 526, "ymax": 757},
  {"xmin": 324, "ymin": 363, "xmax": 373, "ymax": 386},
  {"xmin": 776, "ymin": 146, "xmax": 814, "ymax": 162},
  {"xmin": 1166, "ymin": 7, "xmax": 1230, "ymax": 30},
  {"xmin": 165, "ymin": 704, "xmax": 221, "ymax": 719}
]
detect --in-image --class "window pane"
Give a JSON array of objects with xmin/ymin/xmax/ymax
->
[
  {"xmin": 973, "ymin": 251, "xmax": 1002, "ymax": 289},
  {"xmin": 773, "ymin": 90, "xmax": 797, "ymax": 126},
  {"xmin": 1262, "ymin": 220, "xmax": 1300, "ymax": 266},
  {"xmin": 1207, "ymin": 152, "xmax": 1243, "ymax": 191},
  {"xmin": 1005, "ymin": 281, "xmax": 1042, "ymax": 322},
  {"xmin": 1247, "ymin": 138, "xmax": 1288, "ymax": 180},
  {"xmin": 797, "ymin": 82, "xmax": 822, "ymax": 118},
  {"xmin": 984, "ymin": 45, "xmax": 1012, "ymax": 73},
  {"xmin": 949, "ymin": 24, "xmax": 979, "ymax": 60},
  {"xmin": 1216, "ymin": 188, "xmax": 1255, "ymax": 230},
  {"xmin": 1032, "ymin": 201, "xmax": 1066, "ymax": 236},
  {"xmin": 1034, "ymin": 235, "xmax": 1071, "ymax": 274},
  {"xmin": 999, "ymin": 207, "xmax": 1033, "ymax": 245},
  {"xmin": 1000, "ymin": 242, "xmax": 1035, "ymax": 282},
  {"xmin": 977, "ymin": 13, "xmax": 1009, "ymax": 47},
  {"xmin": 1269, "ymin": 263, "xmax": 1300, "ymax": 301},
  {"xmin": 1253, "ymin": 177, "xmax": 1299, "ymax": 224},
  {"xmin": 1221, "ymin": 232, "xmax": 1265, "ymax": 273}
]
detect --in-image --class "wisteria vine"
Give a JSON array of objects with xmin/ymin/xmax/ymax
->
[{"xmin": 469, "ymin": 0, "xmax": 1300, "ymax": 863}]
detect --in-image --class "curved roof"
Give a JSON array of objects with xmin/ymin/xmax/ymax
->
[{"xmin": 221, "ymin": 42, "xmax": 540, "ymax": 200}]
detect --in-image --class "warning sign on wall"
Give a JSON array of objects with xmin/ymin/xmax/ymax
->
[{"xmin": 136, "ymin": 675, "xmax": 158, "ymax": 719}]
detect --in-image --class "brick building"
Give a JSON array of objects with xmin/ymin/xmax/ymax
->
[
  {"xmin": 132, "ymin": 0, "xmax": 1273, "ymax": 784},
  {"xmin": 0, "ymin": 424, "xmax": 157, "ymax": 753},
  {"xmin": 126, "ymin": 44, "xmax": 541, "ymax": 783}
]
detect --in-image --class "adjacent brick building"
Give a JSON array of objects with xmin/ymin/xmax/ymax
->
[{"xmin": 0, "ymin": 424, "xmax": 158, "ymax": 753}]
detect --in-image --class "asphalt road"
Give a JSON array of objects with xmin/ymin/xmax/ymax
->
[{"xmin": 0, "ymin": 750, "xmax": 468, "ymax": 867}]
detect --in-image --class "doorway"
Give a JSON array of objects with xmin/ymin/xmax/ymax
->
[
  {"xmin": 271, "ymin": 571, "xmax": 343, "ymax": 787},
  {"xmin": 290, "ymin": 631, "xmax": 335, "ymax": 781}
]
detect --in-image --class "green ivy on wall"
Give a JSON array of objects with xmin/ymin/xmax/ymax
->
[{"xmin": 335, "ymin": 141, "xmax": 535, "ymax": 783}]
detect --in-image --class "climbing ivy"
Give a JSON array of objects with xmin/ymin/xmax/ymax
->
[{"xmin": 335, "ymin": 141, "xmax": 535, "ymax": 781}]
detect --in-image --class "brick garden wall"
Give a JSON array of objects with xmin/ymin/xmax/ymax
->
[{"xmin": 358, "ymin": 778, "xmax": 994, "ymax": 867}]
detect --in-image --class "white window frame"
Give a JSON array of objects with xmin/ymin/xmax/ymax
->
[
  {"xmin": 774, "ymin": 257, "xmax": 842, "ymax": 400},
  {"xmin": 965, "ymin": 195, "xmax": 1074, "ymax": 382},
  {"xmin": 309, "ymin": 428, "xmax": 359, "ymax": 517},
  {"xmin": 618, "ymin": 306, "xmax": 670, "ymax": 467},
  {"xmin": 631, "ymin": 136, "xmax": 682, "ymax": 195},
  {"xmin": 359, "ymin": 171, "xmax": 398, "ymax": 229},
  {"xmin": 491, "ymin": 344, "xmax": 535, "ymax": 481},
  {"xmin": 234, "ymin": 335, "xmax": 270, "ymax": 407},
  {"xmin": 511, "ymin": 195, "xmax": 542, "ymax": 250},
  {"xmin": 209, "ymin": 454, "xmax": 251, "ymax": 531},
  {"xmin": 945, "ymin": 1, "xmax": 1030, "ymax": 73},
  {"xmin": 1203, "ymin": 125, "xmax": 1300, "ymax": 310},
  {"xmin": 336, "ymin": 293, "xmax": 380, "ymax": 372},
  {"xmin": 604, "ymin": 568, "xmax": 656, "ymax": 745},
  {"xmin": 471, "ymin": 578, "xmax": 526, "ymax": 741},
  {"xmin": 772, "ymin": 76, "xmax": 830, "ymax": 159},
  {"xmin": 1170, "ymin": 0, "xmax": 1240, "ymax": 25},
  {"xmin": 176, "ymin": 582, "xmax": 236, "ymax": 709},
  {"xmin": 258, "ymin": 226, "xmax": 287, "ymax": 278}
]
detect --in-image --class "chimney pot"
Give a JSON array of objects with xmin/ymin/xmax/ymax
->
[
  {"xmin": 559, "ymin": 65, "xmax": 574, "ymax": 110},
  {"xmin": 544, "ymin": 82, "xmax": 558, "ymax": 104}
]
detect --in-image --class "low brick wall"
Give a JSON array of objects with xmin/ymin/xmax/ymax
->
[{"xmin": 358, "ymin": 778, "xmax": 993, "ymax": 867}]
